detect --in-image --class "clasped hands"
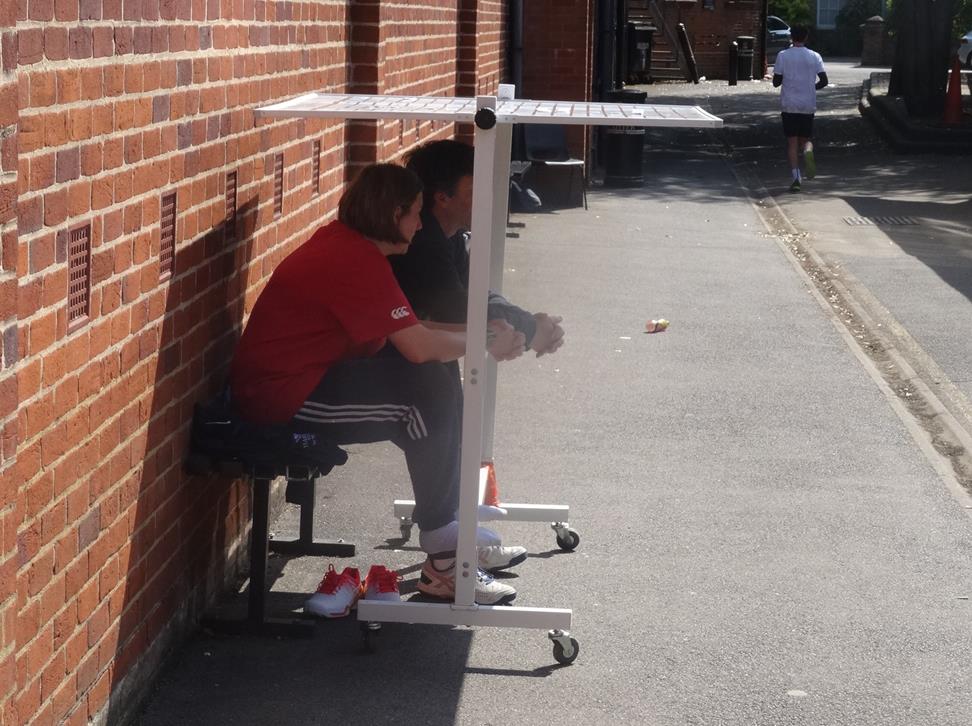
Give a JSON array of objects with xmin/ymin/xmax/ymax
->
[{"xmin": 486, "ymin": 312, "xmax": 565, "ymax": 361}]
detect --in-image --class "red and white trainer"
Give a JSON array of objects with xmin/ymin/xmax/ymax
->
[
  {"xmin": 363, "ymin": 565, "xmax": 401, "ymax": 602},
  {"xmin": 304, "ymin": 565, "xmax": 363, "ymax": 618}
]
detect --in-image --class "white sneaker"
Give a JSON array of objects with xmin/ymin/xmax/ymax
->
[
  {"xmin": 479, "ymin": 545, "xmax": 527, "ymax": 572},
  {"xmin": 417, "ymin": 558, "xmax": 517, "ymax": 605},
  {"xmin": 304, "ymin": 565, "xmax": 363, "ymax": 618},
  {"xmin": 363, "ymin": 564, "xmax": 401, "ymax": 602}
]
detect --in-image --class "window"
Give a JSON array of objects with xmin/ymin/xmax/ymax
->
[{"xmin": 817, "ymin": 0, "xmax": 842, "ymax": 29}]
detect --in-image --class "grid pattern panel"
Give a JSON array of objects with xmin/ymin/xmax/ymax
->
[
  {"xmin": 67, "ymin": 224, "xmax": 91, "ymax": 325},
  {"xmin": 254, "ymin": 93, "xmax": 723, "ymax": 128},
  {"xmin": 160, "ymin": 192, "xmax": 176, "ymax": 279}
]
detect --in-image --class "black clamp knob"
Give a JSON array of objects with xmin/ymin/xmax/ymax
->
[{"xmin": 474, "ymin": 108, "xmax": 496, "ymax": 130}]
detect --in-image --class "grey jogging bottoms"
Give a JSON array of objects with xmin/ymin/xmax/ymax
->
[{"xmin": 293, "ymin": 354, "xmax": 462, "ymax": 532}]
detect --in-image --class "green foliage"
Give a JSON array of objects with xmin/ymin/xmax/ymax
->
[
  {"xmin": 833, "ymin": 0, "xmax": 885, "ymax": 54},
  {"xmin": 956, "ymin": 0, "xmax": 972, "ymax": 36},
  {"xmin": 836, "ymin": 0, "xmax": 885, "ymax": 27},
  {"xmin": 768, "ymin": 0, "xmax": 811, "ymax": 26}
]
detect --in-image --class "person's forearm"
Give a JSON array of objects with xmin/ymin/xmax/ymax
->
[
  {"xmin": 422, "ymin": 320, "xmax": 466, "ymax": 333},
  {"xmin": 389, "ymin": 324, "xmax": 466, "ymax": 363},
  {"xmin": 487, "ymin": 293, "xmax": 538, "ymax": 347}
]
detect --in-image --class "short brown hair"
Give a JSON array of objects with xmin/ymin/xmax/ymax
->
[
  {"xmin": 338, "ymin": 163, "xmax": 423, "ymax": 244},
  {"xmin": 405, "ymin": 140, "xmax": 474, "ymax": 211}
]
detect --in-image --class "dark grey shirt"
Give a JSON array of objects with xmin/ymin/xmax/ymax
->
[{"xmin": 389, "ymin": 210, "xmax": 537, "ymax": 346}]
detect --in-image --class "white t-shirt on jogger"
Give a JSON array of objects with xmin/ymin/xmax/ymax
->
[{"xmin": 774, "ymin": 46, "xmax": 825, "ymax": 114}]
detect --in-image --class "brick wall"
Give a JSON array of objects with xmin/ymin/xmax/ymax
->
[
  {"xmin": 521, "ymin": 0, "xmax": 595, "ymax": 156},
  {"xmin": 653, "ymin": 0, "xmax": 764, "ymax": 80},
  {"xmin": 1, "ymin": 2, "xmax": 19, "ymax": 724},
  {"xmin": 2, "ymin": 2, "xmax": 517, "ymax": 724},
  {"xmin": 345, "ymin": 0, "xmax": 509, "ymax": 172}
]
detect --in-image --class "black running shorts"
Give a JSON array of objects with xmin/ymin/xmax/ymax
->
[{"xmin": 781, "ymin": 112, "xmax": 814, "ymax": 138}]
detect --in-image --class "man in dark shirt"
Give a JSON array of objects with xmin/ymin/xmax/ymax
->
[{"xmin": 390, "ymin": 140, "xmax": 565, "ymax": 356}]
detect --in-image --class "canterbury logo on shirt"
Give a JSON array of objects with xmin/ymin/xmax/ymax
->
[{"xmin": 390, "ymin": 306, "xmax": 410, "ymax": 320}]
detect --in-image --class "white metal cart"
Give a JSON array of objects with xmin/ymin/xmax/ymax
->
[{"xmin": 254, "ymin": 91, "xmax": 721, "ymax": 664}]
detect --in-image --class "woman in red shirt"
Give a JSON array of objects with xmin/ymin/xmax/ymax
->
[{"xmin": 231, "ymin": 163, "xmax": 523, "ymax": 606}]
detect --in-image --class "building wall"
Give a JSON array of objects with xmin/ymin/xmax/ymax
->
[
  {"xmin": 521, "ymin": 0, "xmax": 596, "ymax": 156},
  {"xmin": 2, "ymin": 2, "xmax": 511, "ymax": 725},
  {"xmin": 653, "ymin": 0, "xmax": 765, "ymax": 80},
  {"xmin": 1, "ymin": 4, "xmax": 20, "ymax": 725}
]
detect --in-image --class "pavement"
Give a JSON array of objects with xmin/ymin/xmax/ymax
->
[{"xmin": 134, "ymin": 61, "xmax": 972, "ymax": 725}]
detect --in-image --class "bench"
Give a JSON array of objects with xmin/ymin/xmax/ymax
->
[{"xmin": 185, "ymin": 391, "xmax": 353, "ymax": 638}]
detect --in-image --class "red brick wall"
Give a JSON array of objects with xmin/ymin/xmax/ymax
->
[
  {"xmin": 346, "ymin": 0, "xmax": 509, "ymax": 172},
  {"xmin": 9, "ymin": 2, "xmax": 351, "ymax": 724},
  {"xmin": 653, "ymin": 0, "xmax": 764, "ymax": 80},
  {"xmin": 2, "ymin": 2, "xmax": 520, "ymax": 724},
  {"xmin": 1, "ymin": 2, "xmax": 19, "ymax": 723},
  {"xmin": 521, "ymin": 0, "xmax": 595, "ymax": 156}
]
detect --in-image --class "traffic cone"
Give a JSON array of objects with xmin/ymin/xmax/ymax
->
[
  {"xmin": 480, "ymin": 460, "xmax": 501, "ymax": 507},
  {"xmin": 943, "ymin": 54, "xmax": 963, "ymax": 126}
]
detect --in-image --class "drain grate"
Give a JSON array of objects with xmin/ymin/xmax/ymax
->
[{"xmin": 843, "ymin": 216, "xmax": 919, "ymax": 226}]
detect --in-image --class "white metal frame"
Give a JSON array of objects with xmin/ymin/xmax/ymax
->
[{"xmin": 254, "ymin": 91, "xmax": 721, "ymax": 647}]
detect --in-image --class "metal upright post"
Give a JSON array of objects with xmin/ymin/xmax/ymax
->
[
  {"xmin": 455, "ymin": 96, "xmax": 501, "ymax": 607},
  {"xmin": 481, "ymin": 113, "xmax": 514, "ymax": 464}
]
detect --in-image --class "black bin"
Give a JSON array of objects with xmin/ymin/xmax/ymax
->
[
  {"xmin": 626, "ymin": 23, "xmax": 655, "ymax": 82},
  {"xmin": 736, "ymin": 35, "xmax": 755, "ymax": 81},
  {"xmin": 602, "ymin": 89, "xmax": 648, "ymax": 187}
]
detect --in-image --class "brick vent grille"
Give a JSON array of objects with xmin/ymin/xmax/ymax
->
[
  {"xmin": 67, "ymin": 224, "xmax": 91, "ymax": 326},
  {"xmin": 274, "ymin": 153, "xmax": 284, "ymax": 217},
  {"xmin": 225, "ymin": 170, "xmax": 238, "ymax": 242},
  {"xmin": 160, "ymin": 192, "xmax": 177, "ymax": 279},
  {"xmin": 312, "ymin": 140, "xmax": 321, "ymax": 195}
]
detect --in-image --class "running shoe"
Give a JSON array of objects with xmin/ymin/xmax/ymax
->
[
  {"xmin": 789, "ymin": 179, "xmax": 802, "ymax": 193},
  {"xmin": 304, "ymin": 565, "xmax": 363, "ymax": 618},
  {"xmin": 363, "ymin": 565, "xmax": 401, "ymax": 602},
  {"xmin": 417, "ymin": 558, "xmax": 517, "ymax": 605},
  {"xmin": 804, "ymin": 146, "xmax": 816, "ymax": 179},
  {"xmin": 479, "ymin": 545, "xmax": 527, "ymax": 572}
]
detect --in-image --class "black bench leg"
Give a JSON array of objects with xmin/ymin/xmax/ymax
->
[
  {"xmin": 269, "ymin": 479, "xmax": 355, "ymax": 557},
  {"xmin": 248, "ymin": 476, "xmax": 270, "ymax": 626},
  {"xmin": 202, "ymin": 477, "xmax": 314, "ymax": 638}
]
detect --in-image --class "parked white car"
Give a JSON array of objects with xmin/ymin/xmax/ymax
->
[
  {"xmin": 766, "ymin": 15, "xmax": 791, "ymax": 63},
  {"xmin": 960, "ymin": 30, "xmax": 972, "ymax": 67}
]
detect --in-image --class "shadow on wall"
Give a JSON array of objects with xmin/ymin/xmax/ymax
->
[{"xmin": 104, "ymin": 195, "xmax": 260, "ymax": 723}]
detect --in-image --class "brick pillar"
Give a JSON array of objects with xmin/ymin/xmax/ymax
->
[
  {"xmin": 0, "ymin": 2, "xmax": 17, "ymax": 721},
  {"xmin": 521, "ymin": 0, "xmax": 594, "ymax": 157},
  {"xmin": 347, "ymin": 0, "xmax": 382, "ymax": 177}
]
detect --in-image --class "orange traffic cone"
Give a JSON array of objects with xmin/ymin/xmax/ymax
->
[
  {"xmin": 943, "ymin": 54, "xmax": 963, "ymax": 126},
  {"xmin": 481, "ymin": 460, "xmax": 501, "ymax": 507}
]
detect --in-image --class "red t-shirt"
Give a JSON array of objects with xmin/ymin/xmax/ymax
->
[{"xmin": 230, "ymin": 220, "xmax": 417, "ymax": 423}]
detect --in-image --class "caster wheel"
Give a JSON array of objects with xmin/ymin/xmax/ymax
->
[
  {"xmin": 360, "ymin": 621, "xmax": 381, "ymax": 653},
  {"xmin": 556, "ymin": 529, "xmax": 580, "ymax": 551},
  {"xmin": 552, "ymin": 637, "xmax": 579, "ymax": 665},
  {"xmin": 399, "ymin": 517, "xmax": 413, "ymax": 542}
]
